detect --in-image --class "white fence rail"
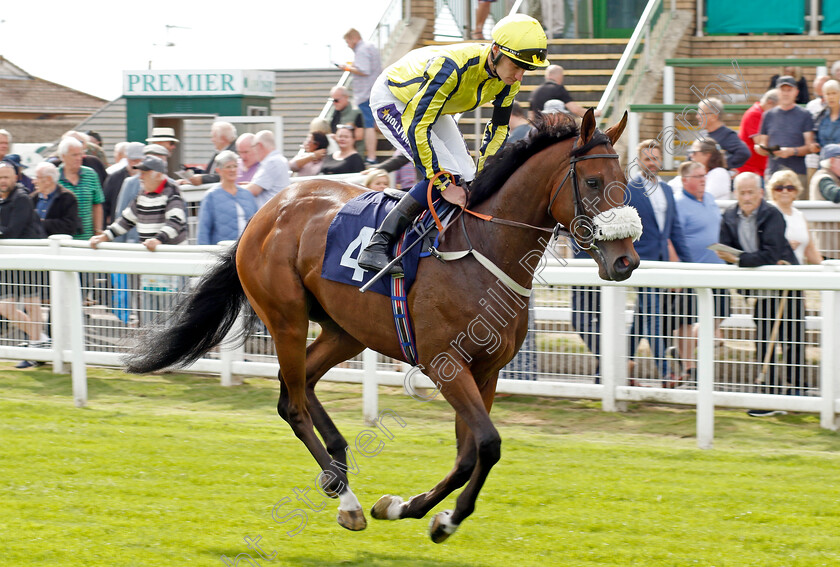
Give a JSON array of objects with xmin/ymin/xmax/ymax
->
[{"xmin": 1, "ymin": 236, "xmax": 839, "ymax": 449}]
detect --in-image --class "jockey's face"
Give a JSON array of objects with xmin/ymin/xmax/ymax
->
[{"xmin": 493, "ymin": 53, "xmax": 526, "ymax": 85}]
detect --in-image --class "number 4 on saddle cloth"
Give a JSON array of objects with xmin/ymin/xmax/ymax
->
[{"xmin": 321, "ymin": 190, "xmax": 458, "ymax": 365}]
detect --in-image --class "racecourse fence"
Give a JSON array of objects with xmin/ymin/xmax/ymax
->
[{"xmin": 1, "ymin": 235, "xmax": 839, "ymax": 449}]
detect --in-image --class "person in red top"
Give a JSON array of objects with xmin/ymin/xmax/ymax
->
[{"xmin": 737, "ymin": 89, "xmax": 779, "ymax": 176}]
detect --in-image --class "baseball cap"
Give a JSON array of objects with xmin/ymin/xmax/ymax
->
[
  {"xmin": 775, "ymin": 75, "xmax": 798, "ymax": 88},
  {"xmin": 125, "ymin": 142, "xmax": 145, "ymax": 160},
  {"xmin": 824, "ymin": 144, "xmax": 840, "ymax": 159},
  {"xmin": 135, "ymin": 156, "xmax": 166, "ymax": 173}
]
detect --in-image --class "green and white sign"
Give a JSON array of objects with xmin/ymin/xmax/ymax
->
[{"xmin": 123, "ymin": 69, "xmax": 274, "ymax": 97}]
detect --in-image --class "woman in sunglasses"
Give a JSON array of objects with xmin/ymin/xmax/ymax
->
[
  {"xmin": 358, "ymin": 14, "xmax": 549, "ymax": 275},
  {"xmin": 767, "ymin": 170, "xmax": 823, "ymax": 265}
]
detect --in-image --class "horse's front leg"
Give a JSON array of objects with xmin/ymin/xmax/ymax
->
[
  {"xmin": 371, "ymin": 414, "xmax": 476, "ymax": 521},
  {"xmin": 428, "ymin": 370, "xmax": 500, "ymax": 543},
  {"xmin": 371, "ymin": 368, "xmax": 501, "ymax": 543}
]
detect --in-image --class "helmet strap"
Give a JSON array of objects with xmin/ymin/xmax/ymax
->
[{"xmin": 490, "ymin": 44, "xmax": 503, "ymax": 76}]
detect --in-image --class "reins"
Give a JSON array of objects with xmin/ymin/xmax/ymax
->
[
  {"xmin": 428, "ymin": 141, "xmax": 620, "ymax": 242},
  {"xmin": 421, "ymin": 140, "xmax": 619, "ymax": 297}
]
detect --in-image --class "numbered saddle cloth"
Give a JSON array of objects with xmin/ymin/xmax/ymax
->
[{"xmin": 321, "ymin": 190, "xmax": 446, "ymax": 296}]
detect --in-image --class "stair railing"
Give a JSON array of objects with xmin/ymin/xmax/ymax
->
[{"xmin": 596, "ymin": 0, "xmax": 676, "ymax": 129}]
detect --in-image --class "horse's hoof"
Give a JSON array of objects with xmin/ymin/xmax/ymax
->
[
  {"xmin": 371, "ymin": 494, "xmax": 403, "ymax": 520},
  {"xmin": 429, "ymin": 510, "xmax": 459, "ymax": 543},
  {"xmin": 337, "ymin": 507, "xmax": 367, "ymax": 531}
]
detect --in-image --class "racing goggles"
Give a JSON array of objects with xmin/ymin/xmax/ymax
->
[{"xmin": 497, "ymin": 44, "xmax": 547, "ymax": 71}]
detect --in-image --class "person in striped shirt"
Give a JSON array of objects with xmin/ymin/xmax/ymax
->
[
  {"xmin": 57, "ymin": 137, "xmax": 105, "ymax": 240},
  {"xmin": 89, "ymin": 156, "xmax": 187, "ymax": 250}
]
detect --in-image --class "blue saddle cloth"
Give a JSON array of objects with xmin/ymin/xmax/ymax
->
[{"xmin": 321, "ymin": 191, "xmax": 443, "ymax": 296}]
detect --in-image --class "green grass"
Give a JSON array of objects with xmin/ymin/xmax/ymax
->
[{"xmin": 2, "ymin": 365, "xmax": 840, "ymax": 566}]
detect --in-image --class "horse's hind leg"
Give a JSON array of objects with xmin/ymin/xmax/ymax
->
[
  {"xmin": 304, "ymin": 322, "xmax": 365, "ymax": 479},
  {"xmin": 274, "ymin": 318, "xmax": 367, "ymax": 531}
]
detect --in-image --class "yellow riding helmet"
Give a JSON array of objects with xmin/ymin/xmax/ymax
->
[{"xmin": 491, "ymin": 14, "xmax": 549, "ymax": 71}]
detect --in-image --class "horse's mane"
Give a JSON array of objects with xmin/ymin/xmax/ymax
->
[{"xmin": 467, "ymin": 112, "xmax": 580, "ymax": 207}]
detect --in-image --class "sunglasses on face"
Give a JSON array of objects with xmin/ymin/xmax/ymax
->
[
  {"xmin": 773, "ymin": 185, "xmax": 798, "ymax": 192},
  {"xmin": 497, "ymin": 44, "xmax": 547, "ymax": 71}
]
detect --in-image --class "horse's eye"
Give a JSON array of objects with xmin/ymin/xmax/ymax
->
[{"xmin": 586, "ymin": 179, "xmax": 599, "ymax": 189}]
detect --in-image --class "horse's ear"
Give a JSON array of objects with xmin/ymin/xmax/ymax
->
[
  {"xmin": 604, "ymin": 111, "xmax": 628, "ymax": 147},
  {"xmin": 579, "ymin": 108, "xmax": 596, "ymax": 145}
]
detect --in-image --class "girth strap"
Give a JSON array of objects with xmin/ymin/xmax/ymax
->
[{"xmin": 434, "ymin": 248, "xmax": 532, "ymax": 298}]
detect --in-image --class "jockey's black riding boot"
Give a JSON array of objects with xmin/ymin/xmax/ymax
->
[{"xmin": 357, "ymin": 193, "xmax": 425, "ymax": 275}]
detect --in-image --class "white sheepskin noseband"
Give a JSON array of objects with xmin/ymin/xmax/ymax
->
[{"xmin": 592, "ymin": 206, "xmax": 643, "ymax": 242}]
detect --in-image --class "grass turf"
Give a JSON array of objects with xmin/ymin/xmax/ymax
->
[{"xmin": 2, "ymin": 365, "xmax": 840, "ymax": 566}]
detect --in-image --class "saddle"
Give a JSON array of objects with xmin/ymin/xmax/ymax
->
[{"xmin": 320, "ymin": 190, "xmax": 458, "ymax": 297}]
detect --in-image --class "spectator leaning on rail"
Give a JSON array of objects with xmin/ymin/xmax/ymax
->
[
  {"xmin": 113, "ymin": 144, "xmax": 173, "ymax": 244},
  {"xmin": 810, "ymin": 143, "xmax": 840, "ymax": 202},
  {"xmin": 717, "ymin": 172, "xmax": 804, "ymax": 407},
  {"xmin": 754, "ymin": 75, "xmax": 819, "ymax": 190},
  {"xmin": 243, "ymin": 130, "xmax": 290, "ymax": 209},
  {"xmin": 89, "ymin": 156, "xmax": 187, "ymax": 251},
  {"xmin": 197, "ymin": 151, "xmax": 257, "ymax": 245},
  {"xmin": 340, "ymin": 28, "xmax": 383, "ymax": 165},
  {"xmin": 697, "ymin": 97, "xmax": 750, "ymax": 171},
  {"xmin": 358, "ymin": 14, "xmax": 549, "ymax": 274},
  {"xmin": 737, "ymin": 89, "xmax": 779, "ymax": 176}
]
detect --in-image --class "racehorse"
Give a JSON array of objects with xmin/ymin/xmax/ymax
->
[{"xmin": 125, "ymin": 109, "xmax": 641, "ymax": 543}]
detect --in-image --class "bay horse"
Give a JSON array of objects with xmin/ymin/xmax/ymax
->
[{"xmin": 125, "ymin": 109, "xmax": 641, "ymax": 543}]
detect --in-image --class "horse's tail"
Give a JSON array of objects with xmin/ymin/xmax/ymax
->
[{"xmin": 122, "ymin": 241, "xmax": 261, "ymax": 374}]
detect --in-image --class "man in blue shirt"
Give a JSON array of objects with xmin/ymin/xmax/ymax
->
[{"xmin": 667, "ymin": 161, "xmax": 730, "ymax": 383}]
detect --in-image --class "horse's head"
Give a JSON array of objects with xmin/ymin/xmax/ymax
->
[{"xmin": 547, "ymin": 109, "xmax": 641, "ymax": 281}]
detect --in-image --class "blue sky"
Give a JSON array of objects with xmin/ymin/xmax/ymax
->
[{"xmin": 0, "ymin": 0, "xmax": 391, "ymax": 101}]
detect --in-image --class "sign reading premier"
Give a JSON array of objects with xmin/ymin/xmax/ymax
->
[{"xmin": 123, "ymin": 70, "xmax": 274, "ymax": 97}]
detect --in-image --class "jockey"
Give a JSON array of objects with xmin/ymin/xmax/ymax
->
[{"xmin": 357, "ymin": 13, "xmax": 549, "ymax": 275}]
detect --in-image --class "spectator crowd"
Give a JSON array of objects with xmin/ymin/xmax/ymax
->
[{"xmin": 2, "ymin": 26, "xmax": 840, "ymax": 411}]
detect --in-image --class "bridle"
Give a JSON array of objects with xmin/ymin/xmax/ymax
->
[
  {"xmin": 424, "ymin": 135, "xmax": 627, "ymax": 297},
  {"xmin": 546, "ymin": 136, "xmax": 620, "ymax": 248},
  {"xmin": 441, "ymin": 135, "xmax": 620, "ymax": 251}
]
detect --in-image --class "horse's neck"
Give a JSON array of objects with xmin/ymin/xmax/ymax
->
[{"xmin": 448, "ymin": 144, "xmax": 569, "ymax": 288}]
